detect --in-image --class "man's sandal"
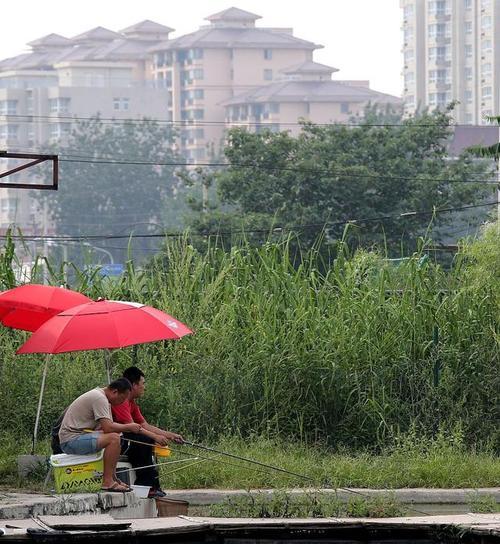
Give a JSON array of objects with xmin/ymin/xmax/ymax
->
[{"xmin": 101, "ymin": 482, "xmax": 132, "ymax": 493}]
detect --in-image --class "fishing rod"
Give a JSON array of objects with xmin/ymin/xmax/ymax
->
[
  {"xmin": 183, "ymin": 440, "xmax": 316, "ymax": 483},
  {"xmin": 122, "ymin": 436, "xmax": 290, "ymax": 480},
  {"xmin": 119, "ymin": 434, "xmax": 431, "ymax": 516}
]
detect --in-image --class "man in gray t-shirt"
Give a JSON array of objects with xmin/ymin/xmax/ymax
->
[{"xmin": 59, "ymin": 378, "xmax": 141, "ymax": 492}]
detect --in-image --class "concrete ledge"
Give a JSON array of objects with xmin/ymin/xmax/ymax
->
[
  {"xmin": 163, "ymin": 487, "xmax": 500, "ymax": 505},
  {"xmin": 0, "ymin": 491, "xmax": 152, "ymax": 520}
]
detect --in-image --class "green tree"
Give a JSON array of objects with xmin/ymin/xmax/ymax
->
[
  {"xmin": 186, "ymin": 107, "xmax": 494, "ymax": 252},
  {"xmin": 36, "ymin": 118, "xmax": 183, "ymax": 263}
]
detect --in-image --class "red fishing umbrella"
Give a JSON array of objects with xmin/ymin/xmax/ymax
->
[
  {"xmin": 0, "ymin": 284, "xmax": 91, "ymax": 331},
  {"xmin": 17, "ymin": 299, "xmax": 193, "ymax": 354}
]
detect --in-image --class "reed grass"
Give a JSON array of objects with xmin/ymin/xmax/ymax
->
[{"xmin": 0, "ymin": 224, "xmax": 497, "ymax": 453}]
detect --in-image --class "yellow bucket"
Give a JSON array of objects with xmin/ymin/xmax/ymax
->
[{"xmin": 154, "ymin": 445, "xmax": 171, "ymax": 457}]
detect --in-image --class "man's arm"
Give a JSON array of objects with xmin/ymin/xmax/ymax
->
[
  {"xmin": 99, "ymin": 418, "xmax": 142, "ymax": 434},
  {"xmin": 141, "ymin": 421, "xmax": 184, "ymax": 444}
]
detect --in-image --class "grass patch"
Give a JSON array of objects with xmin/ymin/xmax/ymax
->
[
  {"xmin": 158, "ymin": 435, "xmax": 500, "ymax": 490},
  {"xmin": 209, "ymin": 490, "xmax": 405, "ymax": 518},
  {"xmin": 1, "ymin": 433, "xmax": 498, "ymax": 494}
]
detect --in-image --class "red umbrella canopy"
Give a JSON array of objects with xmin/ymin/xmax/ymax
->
[
  {"xmin": 0, "ymin": 284, "xmax": 91, "ymax": 332},
  {"xmin": 16, "ymin": 299, "xmax": 193, "ymax": 354}
]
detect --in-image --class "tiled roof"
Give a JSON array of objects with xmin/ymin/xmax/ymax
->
[
  {"xmin": 150, "ymin": 27, "xmax": 320, "ymax": 52},
  {"xmin": 92, "ymin": 39, "xmax": 153, "ymax": 60},
  {"xmin": 221, "ymin": 80, "xmax": 401, "ymax": 105},
  {"xmin": 120, "ymin": 20, "xmax": 174, "ymax": 35},
  {"xmin": 281, "ymin": 60, "xmax": 338, "ymax": 74},
  {"xmin": 27, "ymin": 33, "xmax": 72, "ymax": 48},
  {"xmin": 71, "ymin": 27, "xmax": 123, "ymax": 43},
  {"xmin": 205, "ymin": 7, "xmax": 261, "ymax": 22}
]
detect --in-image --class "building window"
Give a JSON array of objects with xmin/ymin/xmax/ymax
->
[
  {"xmin": 404, "ymin": 49, "xmax": 414, "ymax": 63},
  {"xmin": 465, "ymin": 112, "xmax": 473, "ymax": 123},
  {"xmin": 194, "ymin": 89, "xmax": 204, "ymax": 99},
  {"xmin": 193, "ymin": 69, "xmax": 204, "ymax": 80},
  {"xmin": 268, "ymin": 103, "xmax": 280, "ymax": 114},
  {"xmin": 465, "ymin": 44, "xmax": 473, "ymax": 58},
  {"xmin": 264, "ymin": 49, "xmax": 273, "ymax": 60},
  {"xmin": 464, "ymin": 0, "xmax": 472, "ymax": 8},
  {"xmin": 113, "ymin": 98, "xmax": 129, "ymax": 111},
  {"xmin": 465, "ymin": 89, "xmax": 473, "ymax": 103},
  {"xmin": 465, "ymin": 21, "xmax": 472, "ymax": 34},
  {"xmin": 428, "ymin": 1, "xmax": 450, "ymax": 16},
  {"xmin": 428, "ymin": 68, "xmax": 450, "ymax": 84},
  {"xmin": 428, "ymin": 92, "xmax": 450, "ymax": 106},
  {"xmin": 0, "ymin": 125, "xmax": 18, "ymax": 140},
  {"xmin": 405, "ymin": 71, "xmax": 415, "ymax": 85},
  {"xmin": 188, "ymin": 48, "xmax": 203, "ymax": 60},
  {"xmin": 340, "ymin": 102, "xmax": 349, "ymax": 113},
  {"xmin": 264, "ymin": 69, "xmax": 273, "ymax": 81},
  {"xmin": 48, "ymin": 97, "xmax": 71, "ymax": 113},
  {"xmin": 405, "ymin": 95, "xmax": 415, "ymax": 107},
  {"xmin": 0, "ymin": 100, "xmax": 18, "ymax": 115},
  {"xmin": 482, "ymin": 62, "xmax": 492, "ymax": 77},
  {"xmin": 428, "ymin": 45, "xmax": 450, "ymax": 61},
  {"xmin": 481, "ymin": 16, "xmax": 492, "ymax": 30},
  {"xmin": 155, "ymin": 53, "xmax": 165, "ymax": 68},
  {"xmin": 49, "ymin": 123, "xmax": 71, "ymax": 139},
  {"xmin": 404, "ymin": 27, "xmax": 414, "ymax": 42},
  {"xmin": 193, "ymin": 109, "xmax": 204, "ymax": 120},
  {"xmin": 465, "ymin": 67, "xmax": 473, "ymax": 80},
  {"xmin": 482, "ymin": 39, "xmax": 492, "ymax": 52},
  {"xmin": 482, "ymin": 86, "xmax": 492, "ymax": 98},
  {"xmin": 403, "ymin": 4, "xmax": 414, "ymax": 18},
  {"xmin": 428, "ymin": 23, "xmax": 450, "ymax": 39}
]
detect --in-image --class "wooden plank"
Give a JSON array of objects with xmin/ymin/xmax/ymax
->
[{"xmin": 38, "ymin": 514, "xmax": 131, "ymax": 531}]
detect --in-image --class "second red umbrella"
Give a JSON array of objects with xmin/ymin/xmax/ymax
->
[
  {"xmin": 0, "ymin": 284, "xmax": 91, "ymax": 331},
  {"xmin": 17, "ymin": 299, "xmax": 193, "ymax": 354}
]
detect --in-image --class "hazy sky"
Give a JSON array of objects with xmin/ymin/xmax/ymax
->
[{"xmin": 1, "ymin": 0, "xmax": 403, "ymax": 96}]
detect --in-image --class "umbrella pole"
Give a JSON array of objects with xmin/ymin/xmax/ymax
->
[
  {"xmin": 105, "ymin": 350, "xmax": 111, "ymax": 383},
  {"xmin": 32, "ymin": 355, "xmax": 49, "ymax": 455}
]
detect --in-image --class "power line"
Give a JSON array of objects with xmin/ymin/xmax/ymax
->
[
  {"xmin": 4, "ymin": 201, "xmax": 496, "ymax": 242},
  {"xmin": 55, "ymin": 156, "xmax": 498, "ymax": 185},
  {"xmin": 2, "ymin": 112, "xmax": 497, "ymax": 129}
]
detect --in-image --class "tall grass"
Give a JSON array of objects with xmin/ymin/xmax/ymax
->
[{"xmin": 0, "ymin": 225, "xmax": 498, "ymax": 452}]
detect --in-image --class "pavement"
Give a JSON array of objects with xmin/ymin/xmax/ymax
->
[{"xmin": 0, "ymin": 487, "xmax": 499, "ymax": 519}]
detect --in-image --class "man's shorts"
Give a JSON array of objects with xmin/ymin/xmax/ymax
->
[{"xmin": 60, "ymin": 432, "xmax": 101, "ymax": 455}]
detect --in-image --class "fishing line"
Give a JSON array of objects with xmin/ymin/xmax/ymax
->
[{"xmin": 117, "ymin": 457, "xmax": 199, "ymax": 474}]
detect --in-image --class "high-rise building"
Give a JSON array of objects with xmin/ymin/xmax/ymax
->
[{"xmin": 401, "ymin": 0, "xmax": 500, "ymax": 124}]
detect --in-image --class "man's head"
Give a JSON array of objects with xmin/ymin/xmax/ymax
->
[
  {"xmin": 123, "ymin": 366, "xmax": 145, "ymax": 399},
  {"xmin": 106, "ymin": 377, "xmax": 132, "ymax": 405}
]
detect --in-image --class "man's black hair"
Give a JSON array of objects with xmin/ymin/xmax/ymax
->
[
  {"xmin": 109, "ymin": 377, "xmax": 132, "ymax": 392},
  {"xmin": 123, "ymin": 366, "xmax": 145, "ymax": 385}
]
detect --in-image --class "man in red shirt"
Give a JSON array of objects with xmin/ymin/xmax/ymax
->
[{"xmin": 111, "ymin": 366, "xmax": 184, "ymax": 497}]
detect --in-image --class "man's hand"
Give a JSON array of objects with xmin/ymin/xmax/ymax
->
[
  {"xmin": 154, "ymin": 434, "xmax": 169, "ymax": 446},
  {"xmin": 126, "ymin": 423, "xmax": 142, "ymax": 433},
  {"xmin": 162, "ymin": 431, "xmax": 184, "ymax": 444}
]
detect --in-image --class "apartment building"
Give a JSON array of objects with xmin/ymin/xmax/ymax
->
[
  {"xmin": 401, "ymin": 0, "xmax": 500, "ymax": 123},
  {"xmin": 222, "ymin": 62, "xmax": 400, "ymax": 134},
  {"xmin": 150, "ymin": 7, "xmax": 322, "ymax": 161},
  {"xmin": 0, "ymin": 20, "xmax": 172, "ymax": 231}
]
